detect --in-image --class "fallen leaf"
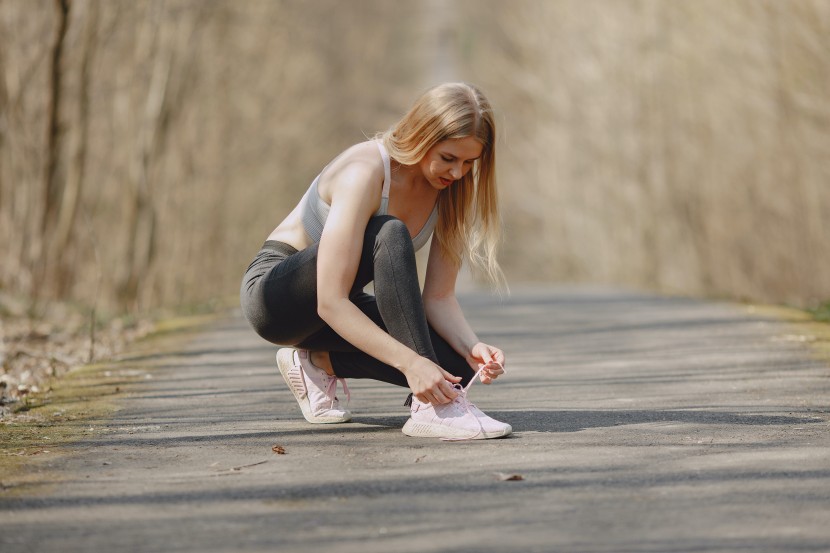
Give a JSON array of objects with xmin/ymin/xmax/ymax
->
[
  {"xmin": 271, "ymin": 445, "xmax": 286, "ymax": 455},
  {"xmin": 494, "ymin": 472, "xmax": 524, "ymax": 481}
]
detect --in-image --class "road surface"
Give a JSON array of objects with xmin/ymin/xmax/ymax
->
[{"xmin": 2, "ymin": 286, "xmax": 829, "ymax": 552}]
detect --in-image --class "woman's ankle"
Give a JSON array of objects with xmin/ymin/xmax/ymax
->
[{"xmin": 309, "ymin": 351, "xmax": 335, "ymax": 376}]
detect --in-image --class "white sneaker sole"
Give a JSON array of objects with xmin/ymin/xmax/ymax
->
[
  {"xmin": 401, "ymin": 418, "xmax": 512, "ymax": 440},
  {"xmin": 276, "ymin": 349, "xmax": 351, "ymax": 424}
]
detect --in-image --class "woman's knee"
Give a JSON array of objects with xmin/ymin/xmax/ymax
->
[{"xmin": 369, "ymin": 215, "xmax": 412, "ymax": 253}]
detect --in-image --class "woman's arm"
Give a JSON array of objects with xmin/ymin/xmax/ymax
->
[
  {"xmin": 315, "ymin": 159, "xmax": 461, "ymax": 405},
  {"xmin": 422, "ymin": 235, "xmax": 505, "ymax": 383}
]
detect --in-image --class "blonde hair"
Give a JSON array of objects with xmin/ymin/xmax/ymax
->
[{"xmin": 379, "ymin": 82, "xmax": 505, "ymax": 289}]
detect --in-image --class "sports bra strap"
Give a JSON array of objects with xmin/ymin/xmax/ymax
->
[{"xmin": 376, "ymin": 141, "xmax": 392, "ymax": 199}]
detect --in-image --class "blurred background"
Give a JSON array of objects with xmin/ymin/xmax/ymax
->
[{"xmin": 1, "ymin": 0, "xmax": 829, "ymax": 317}]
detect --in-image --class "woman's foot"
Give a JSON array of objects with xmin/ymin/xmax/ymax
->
[
  {"xmin": 402, "ymin": 384, "xmax": 511, "ymax": 440},
  {"xmin": 276, "ymin": 348, "xmax": 351, "ymax": 424}
]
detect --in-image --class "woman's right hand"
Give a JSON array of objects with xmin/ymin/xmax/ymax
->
[{"xmin": 405, "ymin": 357, "xmax": 461, "ymax": 405}]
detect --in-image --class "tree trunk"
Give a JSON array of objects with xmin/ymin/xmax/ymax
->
[
  {"xmin": 50, "ymin": 0, "xmax": 99, "ymax": 297},
  {"xmin": 118, "ymin": 5, "xmax": 174, "ymax": 307},
  {"xmin": 0, "ymin": 36, "xmax": 8, "ymax": 262},
  {"xmin": 42, "ymin": 0, "xmax": 70, "ymax": 237},
  {"xmin": 35, "ymin": 0, "xmax": 70, "ymax": 303}
]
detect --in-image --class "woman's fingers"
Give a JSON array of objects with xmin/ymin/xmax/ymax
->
[
  {"xmin": 432, "ymin": 379, "xmax": 457, "ymax": 404},
  {"xmin": 406, "ymin": 359, "xmax": 460, "ymax": 405},
  {"xmin": 432, "ymin": 374, "xmax": 461, "ymax": 404},
  {"xmin": 419, "ymin": 387, "xmax": 451, "ymax": 405},
  {"xmin": 441, "ymin": 369, "xmax": 462, "ymax": 383},
  {"xmin": 486, "ymin": 361, "xmax": 505, "ymax": 376},
  {"xmin": 476, "ymin": 359, "xmax": 504, "ymax": 384},
  {"xmin": 470, "ymin": 342, "xmax": 506, "ymax": 375}
]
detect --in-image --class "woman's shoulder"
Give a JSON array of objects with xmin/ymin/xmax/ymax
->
[
  {"xmin": 321, "ymin": 140, "xmax": 385, "ymax": 190},
  {"xmin": 332, "ymin": 140, "xmax": 383, "ymax": 172}
]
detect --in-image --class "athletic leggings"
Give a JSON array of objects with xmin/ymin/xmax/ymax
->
[{"xmin": 239, "ymin": 215, "xmax": 475, "ymax": 388}]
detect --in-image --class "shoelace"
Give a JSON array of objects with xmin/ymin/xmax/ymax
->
[
  {"xmin": 298, "ymin": 349, "xmax": 350, "ymax": 410},
  {"xmin": 323, "ymin": 374, "xmax": 350, "ymax": 410},
  {"xmin": 440, "ymin": 361, "xmax": 504, "ymax": 442}
]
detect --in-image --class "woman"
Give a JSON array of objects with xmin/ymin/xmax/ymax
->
[{"xmin": 240, "ymin": 82, "xmax": 510, "ymax": 440}]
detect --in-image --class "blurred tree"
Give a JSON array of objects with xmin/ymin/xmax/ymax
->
[{"xmin": 0, "ymin": 0, "xmax": 827, "ymax": 314}]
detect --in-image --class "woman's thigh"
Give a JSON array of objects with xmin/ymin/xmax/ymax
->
[
  {"xmin": 250, "ymin": 237, "xmax": 384, "ymax": 347},
  {"xmin": 246, "ymin": 215, "xmax": 425, "ymax": 352},
  {"xmin": 249, "ymin": 243, "xmax": 325, "ymax": 345}
]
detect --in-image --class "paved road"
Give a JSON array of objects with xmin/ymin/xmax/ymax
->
[{"xmin": 3, "ymin": 286, "xmax": 829, "ymax": 553}]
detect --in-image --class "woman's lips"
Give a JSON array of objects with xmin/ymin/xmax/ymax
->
[{"xmin": 439, "ymin": 177, "xmax": 453, "ymax": 186}]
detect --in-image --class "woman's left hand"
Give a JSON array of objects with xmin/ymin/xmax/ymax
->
[{"xmin": 468, "ymin": 342, "xmax": 505, "ymax": 384}]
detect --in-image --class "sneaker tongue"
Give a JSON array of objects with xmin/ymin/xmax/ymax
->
[{"xmin": 450, "ymin": 391, "xmax": 471, "ymax": 413}]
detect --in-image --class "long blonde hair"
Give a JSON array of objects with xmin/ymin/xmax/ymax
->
[{"xmin": 380, "ymin": 83, "xmax": 505, "ymax": 288}]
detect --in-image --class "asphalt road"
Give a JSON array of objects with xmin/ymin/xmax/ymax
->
[{"xmin": 3, "ymin": 286, "xmax": 829, "ymax": 553}]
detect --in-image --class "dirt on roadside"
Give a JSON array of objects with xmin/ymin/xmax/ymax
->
[{"xmin": 0, "ymin": 292, "xmax": 155, "ymax": 420}]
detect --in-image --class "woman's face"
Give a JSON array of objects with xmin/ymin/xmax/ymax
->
[{"xmin": 419, "ymin": 136, "xmax": 484, "ymax": 191}]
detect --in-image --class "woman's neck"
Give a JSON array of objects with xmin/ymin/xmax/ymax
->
[{"xmin": 391, "ymin": 159, "xmax": 431, "ymax": 196}]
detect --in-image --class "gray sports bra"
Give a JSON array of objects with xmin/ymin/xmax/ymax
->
[{"xmin": 300, "ymin": 141, "xmax": 438, "ymax": 252}]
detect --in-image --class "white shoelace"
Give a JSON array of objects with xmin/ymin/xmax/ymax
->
[
  {"xmin": 323, "ymin": 374, "xmax": 350, "ymax": 410},
  {"xmin": 297, "ymin": 350, "xmax": 350, "ymax": 411},
  {"xmin": 440, "ymin": 362, "xmax": 505, "ymax": 442}
]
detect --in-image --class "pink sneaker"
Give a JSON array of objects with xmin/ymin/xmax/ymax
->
[
  {"xmin": 276, "ymin": 348, "xmax": 351, "ymax": 424},
  {"xmin": 402, "ymin": 380, "xmax": 511, "ymax": 440}
]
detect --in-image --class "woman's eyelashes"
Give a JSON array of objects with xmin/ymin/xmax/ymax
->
[{"xmin": 441, "ymin": 155, "xmax": 474, "ymax": 164}]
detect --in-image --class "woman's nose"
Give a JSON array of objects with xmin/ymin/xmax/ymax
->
[{"xmin": 450, "ymin": 164, "xmax": 462, "ymax": 179}]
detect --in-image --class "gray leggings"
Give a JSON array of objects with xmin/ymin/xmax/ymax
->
[{"xmin": 239, "ymin": 215, "xmax": 474, "ymax": 388}]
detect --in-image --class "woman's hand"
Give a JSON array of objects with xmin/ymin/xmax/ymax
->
[
  {"xmin": 468, "ymin": 342, "xmax": 505, "ymax": 384},
  {"xmin": 405, "ymin": 357, "xmax": 462, "ymax": 405}
]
